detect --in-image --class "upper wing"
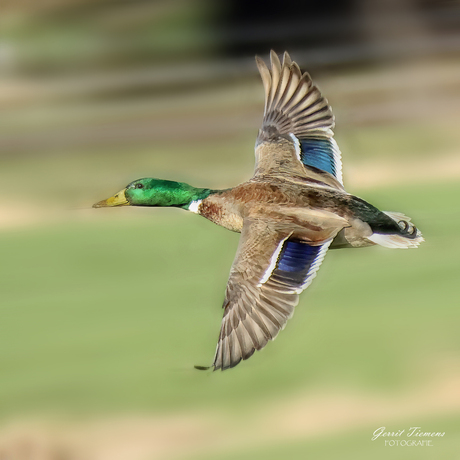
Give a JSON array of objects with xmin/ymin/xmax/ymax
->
[
  {"xmin": 254, "ymin": 51, "xmax": 344, "ymax": 188},
  {"xmin": 213, "ymin": 218, "xmax": 332, "ymax": 371}
]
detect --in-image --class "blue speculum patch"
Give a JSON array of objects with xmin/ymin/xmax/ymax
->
[
  {"xmin": 300, "ymin": 138, "xmax": 337, "ymax": 177},
  {"xmin": 277, "ymin": 241, "xmax": 320, "ymax": 273}
]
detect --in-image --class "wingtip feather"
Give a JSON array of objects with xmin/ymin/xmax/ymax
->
[{"xmin": 282, "ymin": 51, "xmax": 292, "ymax": 67}]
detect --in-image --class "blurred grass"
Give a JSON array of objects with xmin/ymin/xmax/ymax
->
[
  {"xmin": 0, "ymin": 178, "xmax": 458, "ymax": 419},
  {"xmin": 192, "ymin": 414, "xmax": 460, "ymax": 460},
  {"xmin": 1, "ymin": 2, "xmax": 459, "ymax": 458}
]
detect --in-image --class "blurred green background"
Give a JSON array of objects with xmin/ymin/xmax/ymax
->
[{"xmin": 0, "ymin": 0, "xmax": 459, "ymax": 459}]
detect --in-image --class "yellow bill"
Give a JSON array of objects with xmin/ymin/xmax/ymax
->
[{"xmin": 93, "ymin": 188, "xmax": 129, "ymax": 208}]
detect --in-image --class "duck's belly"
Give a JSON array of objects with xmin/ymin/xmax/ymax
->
[
  {"xmin": 197, "ymin": 182, "xmax": 350, "ymax": 239},
  {"xmin": 198, "ymin": 182, "xmax": 291, "ymax": 232}
]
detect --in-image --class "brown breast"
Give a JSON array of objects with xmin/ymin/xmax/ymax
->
[{"xmin": 199, "ymin": 181, "xmax": 352, "ymax": 237}]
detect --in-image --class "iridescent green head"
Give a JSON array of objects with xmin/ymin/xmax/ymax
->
[{"xmin": 93, "ymin": 178, "xmax": 213, "ymax": 209}]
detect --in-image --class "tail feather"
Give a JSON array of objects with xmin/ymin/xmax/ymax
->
[
  {"xmin": 368, "ymin": 233, "xmax": 423, "ymax": 249},
  {"xmin": 368, "ymin": 211, "xmax": 424, "ymax": 249}
]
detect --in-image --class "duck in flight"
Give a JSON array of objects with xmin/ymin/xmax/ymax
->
[{"xmin": 94, "ymin": 51, "xmax": 423, "ymax": 371}]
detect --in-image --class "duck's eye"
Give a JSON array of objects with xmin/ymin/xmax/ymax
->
[{"xmin": 136, "ymin": 184, "xmax": 144, "ymax": 189}]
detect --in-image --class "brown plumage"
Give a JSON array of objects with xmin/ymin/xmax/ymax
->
[{"xmin": 190, "ymin": 51, "xmax": 423, "ymax": 370}]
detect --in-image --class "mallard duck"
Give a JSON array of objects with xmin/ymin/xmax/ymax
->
[{"xmin": 94, "ymin": 51, "xmax": 423, "ymax": 371}]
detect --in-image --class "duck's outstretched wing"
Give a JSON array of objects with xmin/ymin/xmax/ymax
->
[
  {"xmin": 254, "ymin": 51, "xmax": 344, "ymax": 189},
  {"xmin": 212, "ymin": 218, "xmax": 332, "ymax": 371}
]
